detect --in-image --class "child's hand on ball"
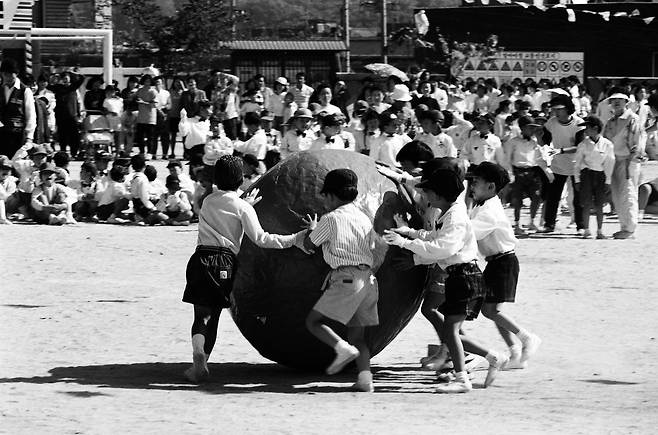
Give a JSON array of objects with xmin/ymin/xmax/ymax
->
[
  {"xmin": 393, "ymin": 212, "xmax": 409, "ymax": 228},
  {"xmin": 244, "ymin": 188, "xmax": 262, "ymax": 206},
  {"xmin": 383, "ymin": 229, "xmax": 405, "ymax": 247},
  {"xmin": 302, "ymin": 213, "xmax": 318, "ymax": 230}
]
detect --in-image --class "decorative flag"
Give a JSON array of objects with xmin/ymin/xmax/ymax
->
[
  {"xmin": 482, "ymin": 0, "xmax": 490, "ymax": 5},
  {"xmin": 498, "ymin": 0, "xmax": 512, "ymax": 4},
  {"xmin": 613, "ymin": 12, "xmax": 628, "ymax": 17},
  {"xmin": 515, "ymin": 2, "xmax": 529, "ymax": 8},
  {"xmin": 414, "ymin": 10, "xmax": 429, "ymax": 36},
  {"xmin": 644, "ymin": 17, "xmax": 655, "ymax": 24},
  {"xmin": 630, "ymin": 9, "xmax": 640, "ymax": 17},
  {"xmin": 566, "ymin": 9, "xmax": 575, "ymax": 22},
  {"xmin": 533, "ymin": 0, "xmax": 543, "ymax": 8},
  {"xmin": 599, "ymin": 11, "xmax": 610, "ymax": 21}
]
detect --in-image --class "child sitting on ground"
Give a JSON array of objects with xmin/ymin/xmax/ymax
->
[
  {"xmin": 0, "ymin": 155, "xmax": 18, "ymax": 224},
  {"xmin": 72, "ymin": 161, "xmax": 101, "ymax": 221},
  {"xmin": 302, "ymin": 169, "xmax": 379, "ymax": 392},
  {"xmin": 97, "ymin": 166, "xmax": 131, "ymax": 224},
  {"xmin": 182, "ymin": 155, "xmax": 308, "ymax": 383},
  {"xmin": 12, "ymin": 145, "xmax": 49, "ymax": 220},
  {"xmin": 155, "ymin": 175, "xmax": 194, "ymax": 225},
  {"xmin": 469, "ymin": 162, "xmax": 542, "ymax": 369},
  {"xmin": 30, "ymin": 163, "xmax": 76, "ymax": 225}
]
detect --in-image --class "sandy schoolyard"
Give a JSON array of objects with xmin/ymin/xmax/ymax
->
[{"xmin": 1, "ymin": 161, "xmax": 657, "ymax": 434}]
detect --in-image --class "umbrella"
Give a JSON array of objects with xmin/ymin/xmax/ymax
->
[
  {"xmin": 547, "ymin": 88, "xmax": 570, "ymax": 97},
  {"xmin": 365, "ymin": 63, "xmax": 409, "ymax": 82}
]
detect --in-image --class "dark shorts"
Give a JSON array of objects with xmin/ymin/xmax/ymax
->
[
  {"xmin": 168, "ymin": 117, "xmax": 180, "ymax": 134},
  {"xmin": 424, "ymin": 264, "xmax": 447, "ymax": 294},
  {"xmin": 511, "ymin": 166, "xmax": 542, "ymax": 205},
  {"xmin": 579, "ymin": 168, "xmax": 607, "ymax": 209},
  {"xmin": 440, "ymin": 262, "xmax": 485, "ymax": 320},
  {"xmin": 182, "ymin": 246, "xmax": 237, "ymax": 308},
  {"xmin": 483, "ymin": 252, "xmax": 519, "ymax": 303},
  {"xmin": 97, "ymin": 203, "xmax": 114, "ymax": 220}
]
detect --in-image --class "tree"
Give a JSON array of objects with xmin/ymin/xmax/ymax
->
[
  {"xmin": 115, "ymin": 0, "xmax": 239, "ymax": 72},
  {"xmin": 391, "ymin": 25, "xmax": 502, "ymax": 79}
]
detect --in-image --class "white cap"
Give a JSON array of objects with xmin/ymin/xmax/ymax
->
[
  {"xmin": 391, "ymin": 84, "xmax": 412, "ymax": 102},
  {"xmin": 275, "ymin": 77, "xmax": 289, "ymax": 86},
  {"xmin": 607, "ymin": 93, "xmax": 630, "ymax": 101}
]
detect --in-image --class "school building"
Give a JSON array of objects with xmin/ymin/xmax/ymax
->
[{"xmin": 420, "ymin": 1, "xmax": 658, "ymax": 80}]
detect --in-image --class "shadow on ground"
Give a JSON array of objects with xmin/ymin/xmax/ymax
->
[{"xmin": 0, "ymin": 362, "xmax": 443, "ymax": 394}]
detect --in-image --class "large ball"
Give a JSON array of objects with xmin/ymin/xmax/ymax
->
[{"xmin": 230, "ymin": 150, "xmax": 427, "ymax": 370}]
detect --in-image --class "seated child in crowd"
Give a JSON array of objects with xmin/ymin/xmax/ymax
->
[
  {"xmin": 31, "ymin": 163, "xmax": 76, "ymax": 225},
  {"xmin": 0, "ymin": 155, "xmax": 18, "ymax": 224},
  {"xmin": 154, "ymin": 175, "xmax": 194, "ymax": 226},
  {"xmin": 97, "ymin": 165, "xmax": 131, "ymax": 224}
]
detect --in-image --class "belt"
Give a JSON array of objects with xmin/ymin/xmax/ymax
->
[
  {"xmin": 485, "ymin": 250, "xmax": 514, "ymax": 262},
  {"xmin": 445, "ymin": 260, "xmax": 478, "ymax": 274},
  {"xmin": 512, "ymin": 166, "xmax": 535, "ymax": 173},
  {"xmin": 335, "ymin": 264, "xmax": 371, "ymax": 271},
  {"xmin": 196, "ymin": 245, "xmax": 235, "ymax": 255}
]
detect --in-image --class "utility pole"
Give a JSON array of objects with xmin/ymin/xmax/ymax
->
[
  {"xmin": 381, "ymin": 0, "xmax": 387, "ymax": 64},
  {"xmin": 344, "ymin": 0, "xmax": 351, "ymax": 72},
  {"xmin": 231, "ymin": 0, "xmax": 237, "ymax": 39}
]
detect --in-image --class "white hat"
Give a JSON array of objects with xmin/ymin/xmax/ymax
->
[
  {"xmin": 391, "ymin": 84, "xmax": 412, "ymax": 102},
  {"xmin": 275, "ymin": 77, "xmax": 289, "ymax": 86},
  {"xmin": 607, "ymin": 93, "xmax": 630, "ymax": 101}
]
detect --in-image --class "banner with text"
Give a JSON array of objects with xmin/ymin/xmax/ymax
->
[{"xmin": 460, "ymin": 51, "xmax": 584, "ymax": 83}]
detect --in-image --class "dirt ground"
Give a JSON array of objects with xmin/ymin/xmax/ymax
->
[{"xmin": 1, "ymin": 161, "xmax": 657, "ymax": 434}]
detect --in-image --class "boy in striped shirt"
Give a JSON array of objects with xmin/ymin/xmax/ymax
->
[{"xmin": 303, "ymin": 169, "xmax": 379, "ymax": 392}]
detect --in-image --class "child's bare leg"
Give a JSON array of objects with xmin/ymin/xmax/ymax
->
[
  {"xmin": 306, "ymin": 310, "xmax": 342, "ymax": 347},
  {"xmin": 529, "ymin": 193, "xmax": 541, "ymax": 225},
  {"xmin": 347, "ymin": 326, "xmax": 373, "ymax": 392},
  {"xmin": 482, "ymin": 302, "xmax": 519, "ymax": 345},
  {"xmin": 421, "ymin": 291, "xmax": 445, "ymax": 340},
  {"xmin": 442, "ymin": 315, "xmax": 466, "ymax": 372},
  {"xmin": 0, "ymin": 200, "xmax": 11, "ymax": 224},
  {"xmin": 482, "ymin": 302, "xmax": 539, "ymax": 368},
  {"xmin": 185, "ymin": 305, "xmax": 221, "ymax": 382}
]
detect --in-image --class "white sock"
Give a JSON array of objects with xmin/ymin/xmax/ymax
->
[
  {"xmin": 454, "ymin": 371, "xmax": 469, "ymax": 383},
  {"xmin": 191, "ymin": 334, "xmax": 206, "ymax": 356},
  {"xmin": 333, "ymin": 340, "xmax": 350, "ymax": 352},
  {"xmin": 357, "ymin": 371, "xmax": 372, "ymax": 384},
  {"xmin": 509, "ymin": 344, "xmax": 522, "ymax": 358},
  {"xmin": 516, "ymin": 329, "xmax": 531, "ymax": 341},
  {"xmin": 485, "ymin": 352, "xmax": 499, "ymax": 365}
]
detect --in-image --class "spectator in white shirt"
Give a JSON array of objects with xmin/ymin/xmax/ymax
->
[
  {"xmin": 416, "ymin": 109, "xmax": 457, "ymax": 159},
  {"xmin": 290, "ymin": 72, "xmax": 314, "ymax": 109},
  {"xmin": 281, "ymin": 108, "xmax": 314, "ymax": 159},
  {"xmin": 310, "ymin": 114, "xmax": 351, "ymax": 151}
]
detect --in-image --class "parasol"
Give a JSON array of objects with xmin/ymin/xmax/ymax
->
[{"xmin": 365, "ymin": 63, "xmax": 409, "ymax": 82}]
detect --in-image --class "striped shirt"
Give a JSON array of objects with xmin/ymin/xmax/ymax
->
[{"xmin": 309, "ymin": 202, "xmax": 375, "ymax": 269}]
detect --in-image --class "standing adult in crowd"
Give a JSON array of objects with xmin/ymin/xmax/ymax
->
[
  {"xmin": 180, "ymin": 76, "xmax": 207, "ymax": 118},
  {"xmin": 0, "ymin": 58, "xmax": 36, "ymax": 158},
  {"xmin": 166, "ymin": 77, "xmax": 186, "ymax": 159},
  {"xmin": 134, "ymin": 74, "xmax": 158, "ymax": 157},
  {"xmin": 603, "ymin": 93, "xmax": 644, "ymax": 239},
  {"xmin": 49, "ymin": 69, "xmax": 85, "ymax": 158},
  {"xmin": 290, "ymin": 72, "xmax": 314, "ymax": 110}
]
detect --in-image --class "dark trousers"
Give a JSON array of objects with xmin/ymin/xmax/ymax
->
[
  {"xmin": 0, "ymin": 129, "xmax": 24, "ymax": 158},
  {"xmin": 135, "ymin": 123, "xmax": 156, "ymax": 155},
  {"xmin": 223, "ymin": 118, "xmax": 238, "ymax": 140},
  {"xmin": 57, "ymin": 119, "xmax": 80, "ymax": 156},
  {"xmin": 544, "ymin": 173, "xmax": 584, "ymax": 230}
]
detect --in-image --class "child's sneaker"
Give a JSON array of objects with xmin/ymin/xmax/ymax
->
[
  {"xmin": 420, "ymin": 344, "xmax": 449, "ymax": 370},
  {"xmin": 503, "ymin": 355, "xmax": 527, "ymax": 370},
  {"xmin": 520, "ymin": 334, "xmax": 541, "ymax": 365},
  {"xmin": 514, "ymin": 224, "xmax": 527, "ymax": 236},
  {"xmin": 436, "ymin": 370, "xmax": 475, "ymax": 383},
  {"xmin": 351, "ymin": 372, "xmax": 374, "ymax": 393},
  {"xmin": 527, "ymin": 222, "xmax": 538, "ymax": 232},
  {"xmin": 581, "ymin": 229, "xmax": 592, "ymax": 239},
  {"xmin": 596, "ymin": 232, "xmax": 607, "ymax": 240},
  {"xmin": 435, "ymin": 372, "xmax": 472, "ymax": 393},
  {"xmin": 326, "ymin": 343, "xmax": 359, "ymax": 375},
  {"xmin": 484, "ymin": 352, "xmax": 509, "ymax": 387},
  {"xmin": 184, "ymin": 353, "xmax": 209, "ymax": 383}
]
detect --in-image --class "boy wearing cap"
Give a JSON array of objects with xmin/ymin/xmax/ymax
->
[
  {"xmin": 602, "ymin": 93, "xmax": 643, "ymax": 239},
  {"xmin": 0, "ymin": 155, "xmax": 18, "ymax": 223},
  {"xmin": 302, "ymin": 169, "xmax": 379, "ymax": 392},
  {"xmin": 11, "ymin": 144, "xmax": 49, "ymax": 219},
  {"xmin": 383, "ymin": 168, "xmax": 508, "ymax": 393},
  {"xmin": 310, "ymin": 114, "xmax": 350, "ymax": 151},
  {"xmin": 281, "ymin": 108, "xmax": 314, "ymax": 159},
  {"xmin": 182, "ymin": 155, "xmax": 308, "ymax": 383},
  {"xmin": 505, "ymin": 115, "xmax": 554, "ymax": 233},
  {"xmin": 575, "ymin": 116, "xmax": 615, "ymax": 239},
  {"xmin": 260, "ymin": 110, "xmax": 282, "ymax": 152},
  {"xmin": 369, "ymin": 112, "xmax": 408, "ymax": 167},
  {"xmin": 416, "ymin": 110, "xmax": 458, "ymax": 159},
  {"xmin": 234, "ymin": 112, "xmax": 268, "ymax": 173},
  {"xmin": 30, "ymin": 163, "xmax": 75, "ymax": 225},
  {"xmin": 469, "ymin": 162, "xmax": 541, "ymax": 369}
]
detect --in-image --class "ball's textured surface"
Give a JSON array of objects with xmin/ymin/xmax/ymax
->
[{"xmin": 230, "ymin": 150, "xmax": 427, "ymax": 370}]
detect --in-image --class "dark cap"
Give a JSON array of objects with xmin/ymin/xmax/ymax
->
[
  {"xmin": 260, "ymin": 110, "xmax": 274, "ymax": 121},
  {"xmin": 517, "ymin": 115, "xmax": 540, "ymax": 129},
  {"xmin": 549, "ymin": 95, "xmax": 571, "ymax": 109},
  {"xmin": 95, "ymin": 150, "xmax": 113, "ymax": 161},
  {"xmin": 293, "ymin": 108, "xmax": 314, "ymax": 119},
  {"xmin": 320, "ymin": 168, "xmax": 358, "ymax": 195},
  {"xmin": 419, "ymin": 109, "xmax": 443, "ymax": 124},
  {"xmin": 353, "ymin": 100, "xmax": 369, "ymax": 113},
  {"xmin": 38, "ymin": 162, "xmax": 58, "ymax": 175},
  {"xmin": 378, "ymin": 112, "xmax": 398, "ymax": 126},
  {"xmin": 469, "ymin": 162, "xmax": 510, "ymax": 193},
  {"xmin": 165, "ymin": 174, "xmax": 181, "ymax": 188},
  {"xmin": 578, "ymin": 115, "xmax": 603, "ymax": 130},
  {"xmin": 319, "ymin": 113, "xmax": 342, "ymax": 128},
  {"xmin": 474, "ymin": 113, "xmax": 495, "ymax": 126},
  {"xmin": 166, "ymin": 159, "xmax": 183, "ymax": 169},
  {"xmin": 0, "ymin": 58, "xmax": 19, "ymax": 74},
  {"xmin": 31, "ymin": 145, "xmax": 49, "ymax": 156},
  {"xmin": 0, "ymin": 154, "xmax": 12, "ymax": 169},
  {"xmin": 415, "ymin": 168, "xmax": 465, "ymax": 201}
]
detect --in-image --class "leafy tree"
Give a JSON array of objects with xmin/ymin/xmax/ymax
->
[{"xmin": 115, "ymin": 0, "xmax": 238, "ymax": 72}]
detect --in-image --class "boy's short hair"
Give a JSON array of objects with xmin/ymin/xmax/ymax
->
[
  {"xmin": 296, "ymin": 72, "xmax": 305, "ymax": 79},
  {"xmin": 130, "ymin": 154, "xmax": 146, "ymax": 170},
  {"xmin": 320, "ymin": 168, "xmax": 358, "ymax": 202},
  {"xmin": 144, "ymin": 165, "xmax": 157, "ymax": 182},
  {"xmin": 415, "ymin": 168, "xmax": 464, "ymax": 202},
  {"xmin": 244, "ymin": 112, "xmax": 261, "ymax": 126},
  {"xmin": 578, "ymin": 115, "xmax": 603, "ymax": 132},
  {"xmin": 166, "ymin": 174, "xmax": 181, "ymax": 189},
  {"xmin": 319, "ymin": 113, "xmax": 342, "ymax": 128},
  {"xmin": 418, "ymin": 109, "xmax": 443, "ymax": 124},
  {"xmin": 469, "ymin": 162, "xmax": 510, "ymax": 193},
  {"xmin": 109, "ymin": 166, "xmax": 125, "ymax": 182},
  {"xmin": 422, "ymin": 157, "xmax": 466, "ymax": 184},
  {"xmin": 378, "ymin": 112, "xmax": 397, "ymax": 128},
  {"xmin": 52, "ymin": 151, "xmax": 70, "ymax": 167},
  {"xmin": 167, "ymin": 159, "xmax": 183, "ymax": 169},
  {"xmin": 81, "ymin": 161, "xmax": 99, "ymax": 177},
  {"xmin": 396, "ymin": 140, "xmax": 434, "ymax": 166},
  {"xmin": 215, "ymin": 155, "xmax": 244, "ymax": 191}
]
